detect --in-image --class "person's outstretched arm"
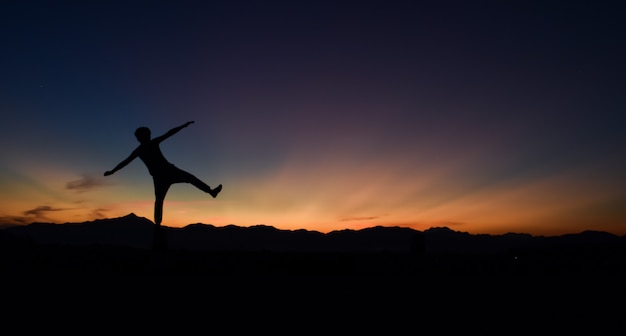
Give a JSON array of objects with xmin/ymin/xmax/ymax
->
[
  {"xmin": 154, "ymin": 121, "xmax": 194, "ymax": 142},
  {"xmin": 104, "ymin": 150, "xmax": 139, "ymax": 176}
]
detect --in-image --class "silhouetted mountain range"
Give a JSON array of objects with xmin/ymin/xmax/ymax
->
[
  {"xmin": 3, "ymin": 213, "xmax": 625, "ymax": 253},
  {"xmin": 3, "ymin": 213, "xmax": 626, "ymax": 273}
]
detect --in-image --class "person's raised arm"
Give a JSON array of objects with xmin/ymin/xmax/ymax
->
[
  {"xmin": 104, "ymin": 150, "xmax": 139, "ymax": 176},
  {"xmin": 156, "ymin": 121, "xmax": 194, "ymax": 142}
]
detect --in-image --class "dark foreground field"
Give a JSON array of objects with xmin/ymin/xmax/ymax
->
[
  {"xmin": 3, "ymin": 236, "xmax": 625, "ymax": 332},
  {"xmin": 4, "ymin": 239, "xmax": 626, "ymax": 275}
]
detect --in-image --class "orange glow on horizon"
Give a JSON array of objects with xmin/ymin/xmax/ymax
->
[{"xmin": 2, "ymin": 146, "xmax": 625, "ymax": 237}]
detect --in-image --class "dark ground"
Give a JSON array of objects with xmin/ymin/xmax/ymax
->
[
  {"xmin": 3, "ymin": 239, "xmax": 626, "ymax": 274},
  {"xmin": 3, "ymin": 241, "xmax": 625, "ymax": 333}
]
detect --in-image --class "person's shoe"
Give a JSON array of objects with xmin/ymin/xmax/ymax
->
[{"xmin": 209, "ymin": 184, "xmax": 222, "ymax": 198}]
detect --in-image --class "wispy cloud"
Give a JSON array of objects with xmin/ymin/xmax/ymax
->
[
  {"xmin": 90, "ymin": 208, "xmax": 109, "ymax": 219},
  {"xmin": 0, "ymin": 215, "xmax": 29, "ymax": 227},
  {"xmin": 23, "ymin": 205, "xmax": 67, "ymax": 220},
  {"xmin": 0, "ymin": 206, "xmax": 71, "ymax": 226},
  {"xmin": 66, "ymin": 174, "xmax": 110, "ymax": 193},
  {"xmin": 339, "ymin": 215, "xmax": 380, "ymax": 222}
]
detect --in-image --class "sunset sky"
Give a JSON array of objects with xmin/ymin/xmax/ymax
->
[{"xmin": 1, "ymin": 0, "xmax": 625, "ymax": 236}]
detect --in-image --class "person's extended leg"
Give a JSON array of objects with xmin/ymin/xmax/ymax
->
[{"xmin": 174, "ymin": 168, "xmax": 222, "ymax": 198}]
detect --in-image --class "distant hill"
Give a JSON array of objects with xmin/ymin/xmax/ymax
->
[
  {"xmin": 3, "ymin": 213, "xmax": 625, "ymax": 254},
  {"xmin": 3, "ymin": 213, "xmax": 626, "ymax": 274}
]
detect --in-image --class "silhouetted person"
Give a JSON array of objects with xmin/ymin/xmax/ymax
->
[{"xmin": 104, "ymin": 121, "xmax": 222, "ymax": 251}]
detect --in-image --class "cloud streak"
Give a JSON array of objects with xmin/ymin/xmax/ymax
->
[
  {"xmin": 0, "ymin": 216, "xmax": 29, "ymax": 227},
  {"xmin": 66, "ymin": 174, "xmax": 110, "ymax": 193},
  {"xmin": 23, "ymin": 205, "xmax": 68, "ymax": 220},
  {"xmin": 13, "ymin": 205, "xmax": 111, "ymax": 225},
  {"xmin": 90, "ymin": 208, "xmax": 109, "ymax": 219},
  {"xmin": 339, "ymin": 216, "xmax": 380, "ymax": 222}
]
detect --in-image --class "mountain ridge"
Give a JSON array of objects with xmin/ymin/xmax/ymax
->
[
  {"xmin": 3, "ymin": 213, "xmax": 625, "ymax": 254},
  {"xmin": 3, "ymin": 213, "xmax": 626, "ymax": 274}
]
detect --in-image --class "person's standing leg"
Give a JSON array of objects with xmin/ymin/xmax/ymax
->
[
  {"xmin": 154, "ymin": 183, "xmax": 169, "ymax": 226},
  {"xmin": 152, "ymin": 179, "xmax": 171, "ymax": 251}
]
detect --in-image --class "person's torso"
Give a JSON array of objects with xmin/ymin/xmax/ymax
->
[{"xmin": 137, "ymin": 141, "xmax": 173, "ymax": 176}]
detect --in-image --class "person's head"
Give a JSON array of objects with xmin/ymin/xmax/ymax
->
[{"xmin": 135, "ymin": 127, "xmax": 151, "ymax": 144}]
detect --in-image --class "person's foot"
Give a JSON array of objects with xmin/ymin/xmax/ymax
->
[{"xmin": 209, "ymin": 184, "xmax": 222, "ymax": 198}]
